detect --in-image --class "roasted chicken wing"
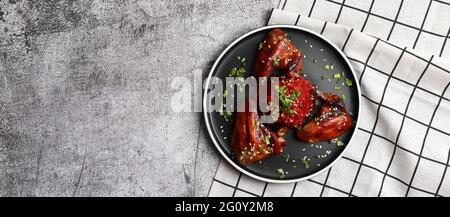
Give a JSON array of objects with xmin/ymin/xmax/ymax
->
[
  {"xmin": 295, "ymin": 92, "xmax": 353, "ymax": 143},
  {"xmin": 231, "ymin": 100, "xmax": 286, "ymax": 165},
  {"xmin": 253, "ymin": 28, "xmax": 303, "ymax": 78}
]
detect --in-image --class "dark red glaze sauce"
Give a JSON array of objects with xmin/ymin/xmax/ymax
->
[{"xmin": 275, "ymin": 76, "xmax": 316, "ymax": 128}]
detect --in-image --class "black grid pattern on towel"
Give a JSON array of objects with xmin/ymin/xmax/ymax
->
[{"xmin": 280, "ymin": 0, "xmax": 450, "ymax": 58}]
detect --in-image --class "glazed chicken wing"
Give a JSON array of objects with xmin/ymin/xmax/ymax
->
[
  {"xmin": 295, "ymin": 92, "xmax": 353, "ymax": 143},
  {"xmin": 231, "ymin": 100, "xmax": 286, "ymax": 165},
  {"xmin": 253, "ymin": 28, "xmax": 303, "ymax": 78}
]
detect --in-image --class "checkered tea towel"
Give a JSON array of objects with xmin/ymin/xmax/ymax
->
[{"xmin": 209, "ymin": 0, "xmax": 450, "ymax": 197}]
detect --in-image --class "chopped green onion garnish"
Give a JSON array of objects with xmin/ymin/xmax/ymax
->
[
  {"xmin": 333, "ymin": 72, "xmax": 342, "ymax": 79},
  {"xmin": 276, "ymin": 168, "xmax": 285, "ymax": 178},
  {"xmin": 345, "ymin": 78, "xmax": 353, "ymax": 86},
  {"xmin": 259, "ymin": 42, "xmax": 264, "ymax": 50},
  {"xmin": 223, "ymin": 90, "xmax": 228, "ymax": 97},
  {"xmin": 229, "ymin": 66, "xmax": 246, "ymax": 77},
  {"xmin": 330, "ymin": 64, "xmax": 334, "ymax": 70},
  {"xmin": 289, "ymin": 109, "xmax": 297, "ymax": 114},
  {"xmin": 321, "ymin": 74, "xmax": 327, "ymax": 80},
  {"xmin": 263, "ymin": 133, "xmax": 270, "ymax": 145},
  {"xmin": 281, "ymin": 153, "xmax": 290, "ymax": 163},
  {"xmin": 272, "ymin": 56, "xmax": 280, "ymax": 66},
  {"xmin": 341, "ymin": 94, "xmax": 346, "ymax": 100},
  {"xmin": 336, "ymin": 140, "xmax": 344, "ymax": 147},
  {"xmin": 219, "ymin": 105, "xmax": 232, "ymax": 120},
  {"xmin": 229, "ymin": 67, "xmax": 237, "ymax": 76},
  {"xmin": 300, "ymin": 156, "xmax": 309, "ymax": 169},
  {"xmin": 323, "ymin": 64, "xmax": 330, "ymax": 70},
  {"xmin": 334, "ymin": 85, "xmax": 341, "ymax": 90}
]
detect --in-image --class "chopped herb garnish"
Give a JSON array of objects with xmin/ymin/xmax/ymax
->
[
  {"xmin": 278, "ymin": 86, "xmax": 300, "ymax": 110},
  {"xmin": 336, "ymin": 140, "xmax": 345, "ymax": 147},
  {"xmin": 321, "ymin": 74, "xmax": 328, "ymax": 80},
  {"xmin": 272, "ymin": 56, "xmax": 281, "ymax": 66},
  {"xmin": 259, "ymin": 42, "xmax": 264, "ymax": 50},
  {"xmin": 341, "ymin": 94, "xmax": 346, "ymax": 100},
  {"xmin": 333, "ymin": 72, "xmax": 342, "ymax": 79},
  {"xmin": 300, "ymin": 156, "xmax": 309, "ymax": 169},
  {"xmin": 219, "ymin": 105, "xmax": 232, "ymax": 120},
  {"xmin": 229, "ymin": 67, "xmax": 237, "ymax": 76},
  {"xmin": 289, "ymin": 109, "xmax": 297, "ymax": 114},
  {"xmin": 330, "ymin": 64, "xmax": 334, "ymax": 70},
  {"xmin": 323, "ymin": 64, "xmax": 330, "ymax": 70},
  {"xmin": 334, "ymin": 85, "xmax": 341, "ymax": 90},
  {"xmin": 276, "ymin": 168, "xmax": 285, "ymax": 178},
  {"xmin": 345, "ymin": 78, "xmax": 353, "ymax": 86},
  {"xmin": 259, "ymin": 145, "xmax": 264, "ymax": 151},
  {"xmin": 223, "ymin": 90, "xmax": 228, "ymax": 97},
  {"xmin": 263, "ymin": 133, "xmax": 271, "ymax": 145},
  {"xmin": 238, "ymin": 67, "xmax": 246, "ymax": 76},
  {"xmin": 281, "ymin": 153, "xmax": 290, "ymax": 163},
  {"xmin": 292, "ymin": 89, "xmax": 301, "ymax": 98},
  {"xmin": 229, "ymin": 66, "xmax": 246, "ymax": 77}
]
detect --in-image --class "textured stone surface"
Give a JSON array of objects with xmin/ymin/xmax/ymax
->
[{"xmin": 0, "ymin": 0, "xmax": 278, "ymax": 196}]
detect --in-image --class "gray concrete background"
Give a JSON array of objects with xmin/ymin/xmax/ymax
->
[{"xmin": 0, "ymin": 0, "xmax": 279, "ymax": 196}]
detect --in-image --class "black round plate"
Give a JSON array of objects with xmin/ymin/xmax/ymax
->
[{"xmin": 203, "ymin": 25, "xmax": 361, "ymax": 183}]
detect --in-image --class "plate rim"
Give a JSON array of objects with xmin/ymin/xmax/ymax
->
[{"xmin": 203, "ymin": 24, "xmax": 362, "ymax": 183}]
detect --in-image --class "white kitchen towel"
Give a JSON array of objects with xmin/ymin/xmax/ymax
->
[{"xmin": 209, "ymin": 0, "xmax": 450, "ymax": 197}]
